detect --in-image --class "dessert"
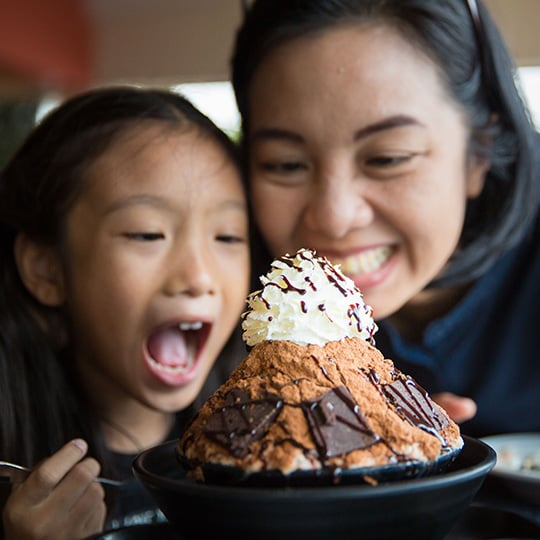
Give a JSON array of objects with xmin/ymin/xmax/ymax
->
[{"xmin": 178, "ymin": 249, "xmax": 463, "ymax": 485}]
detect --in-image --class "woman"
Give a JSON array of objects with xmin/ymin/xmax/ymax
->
[{"xmin": 231, "ymin": 0, "xmax": 540, "ymax": 437}]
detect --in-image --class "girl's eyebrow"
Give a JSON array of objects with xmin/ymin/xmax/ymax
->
[
  {"xmin": 251, "ymin": 115, "xmax": 424, "ymax": 144},
  {"xmin": 103, "ymin": 194, "xmax": 172, "ymax": 215},
  {"xmin": 104, "ymin": 195, "xmax": 247, "ymax": 216}
]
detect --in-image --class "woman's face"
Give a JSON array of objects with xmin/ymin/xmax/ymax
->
[
  {"xmin": 247, "ymin": 25, "xmax": 487, "ymax": 318},
  {"xmin": 62, "ymin": 124, "xmax": 249, "ymax": 419}
]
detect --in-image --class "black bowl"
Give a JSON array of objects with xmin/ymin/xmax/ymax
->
[
  {"xmin": 186, "ymin": 444, "xmax": 462, "ymax": 487},
  {"xmin": 86, "ymin": 523, "xmax": 177, "ymax": 540},
  {"xmin": 133, "ymin": 435, "xmax": 495, "ymax": 540}
]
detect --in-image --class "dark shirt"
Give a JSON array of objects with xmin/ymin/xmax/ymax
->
[
  {"xmin": 104, "ymin": 409, "xmax": 195, "ymax": 531},
  {"xmin": 100, "ymin": 330, "xmax": 247, "ymax": 531},
  {"xmin": 0, "ymin": 333, "xmax": 245, "ymax": 538},
  {"xmin": 375, "ymin": 213, "xmax": 540, "ymax": 438}
]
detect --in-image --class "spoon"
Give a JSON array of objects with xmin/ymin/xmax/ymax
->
[{"xmin": 0, "ymin": 460, "xmax": 125, "ymax": 487}]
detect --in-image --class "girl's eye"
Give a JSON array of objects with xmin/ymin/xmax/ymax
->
[
  {"xmin": 216, "ymin": 234, "xmax": 246, "ymax": 244},
  {"xmin": 123, "ymin": 232, "xmax": 165, "ymax": 241}
]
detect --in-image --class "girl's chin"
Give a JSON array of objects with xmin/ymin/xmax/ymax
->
[{"xmin": 147, "ymin": 387, "xmax": 201, "ymax": 414}]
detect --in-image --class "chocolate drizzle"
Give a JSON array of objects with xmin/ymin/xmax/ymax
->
[
  {"xmin": 302, "ymin": 386, "xmax": 379, "ymax": 459},
  {"xmin": 382, "ymin": 377, "xmax": 449, "ymax": 433},
  {"xmin": 203, "ymin": 389, "xmax": 283, "ymax": 458},
  {"xmin": 304, "ymin": 276, "xmax": 317, "ymax": 291}
]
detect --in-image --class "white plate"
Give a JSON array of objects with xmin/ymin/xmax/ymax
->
[{"xmin": 482, "ymin": 433, "xmax": 540, "ymax": 506}]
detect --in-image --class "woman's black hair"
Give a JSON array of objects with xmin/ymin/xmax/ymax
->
[
  {"xmin": 0, "ymin": 86, "xmax": 239, "ymax": 472},
  {"xmin": 232, "ymin": 0, "xmax": 539, "ymax": 287}
]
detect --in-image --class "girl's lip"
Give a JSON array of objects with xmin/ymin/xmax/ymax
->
[{"xmin": 143, "ymin": 320, "xmax": 212, "ymax": 387}]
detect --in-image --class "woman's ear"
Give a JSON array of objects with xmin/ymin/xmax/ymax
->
[
  {"xmin": 467, "ymin": 115, "xmax": 497, "ymax": 199},
  {"xmin": 14, "ymin": 233, "xmax": 65, "ymax": 306},
  {"xmin": 466, "ymin": 154, "xmax": 490, "ymax": 199}
]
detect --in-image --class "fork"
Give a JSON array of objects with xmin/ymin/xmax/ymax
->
[{"xmin": 0, "ymin": 460, "xmax": 124, "ymax": 487}]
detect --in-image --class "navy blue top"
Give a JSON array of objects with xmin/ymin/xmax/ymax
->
[
  {"xmin": 375, "ymin": 213, "xmax": 540, "ymax": 438},
  {"xmin": 103, "ymin": 409, "xmax": 194, "ymax": 531}
]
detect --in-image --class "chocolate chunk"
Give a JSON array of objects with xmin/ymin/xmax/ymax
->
[
  {"xmin": 203, "ymin": 389, "xmax": 283, "ymax": 458},
  {"xmin": 383, "ymin": 377, "xmax": 449, "ymax": 431},
  {"xmin": 302, "ymin": 386, "xmax": 379, "ymax": 459}
]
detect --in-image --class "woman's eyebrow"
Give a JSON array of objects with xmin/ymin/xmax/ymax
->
[
  {"xmin": 353, "ymin": 115, "xmax": 425, "ymax": 141},
  {"xmin": 251, "ymin": 127, "xmax": 304, "ymax": 143},
  {"xmin": 251, "ymin": 115, "xmax": 424, "ymax": 144}
]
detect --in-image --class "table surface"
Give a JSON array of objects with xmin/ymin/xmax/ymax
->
[{"xmin": 445, "ymin": 477, "xmax": 540, "ymax": 539}]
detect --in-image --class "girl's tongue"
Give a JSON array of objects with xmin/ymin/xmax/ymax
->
[{"xmin": 147, "ymin": 327, "xmax": 192, "ymax": 370}]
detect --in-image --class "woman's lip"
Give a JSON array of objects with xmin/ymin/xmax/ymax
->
[
  {"xmin": 315, "ymin": 245, "xmax": 397, "ymax": 290},
  {"xmin": 313, "ymin": 244, "xmax": 392, "ymax": 259},
  {"xmin": 345, "ymin": 250, "xmax": 397, "ymax": 290},
  {"xmin": 143, "ymin": 322, "xmax": 212, "ymax": 387}
]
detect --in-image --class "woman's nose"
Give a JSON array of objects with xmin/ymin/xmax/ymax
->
[
  {"xmin": 303, "ymin": 170, "xmax": 374, "ymax": 239},
  {"xmin": 163, "ymin": 239, "xmax": 216, "ymax": 297}
]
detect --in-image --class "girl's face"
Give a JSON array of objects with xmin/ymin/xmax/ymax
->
[
  {"xmin": 247, "ymin": 25, "xmax": 487, "ymax": 319},
  {"xmin": 62, "ymin": 125, "xmax": 249, "ymax": 419}
]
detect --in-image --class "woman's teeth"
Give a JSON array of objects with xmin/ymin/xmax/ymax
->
[{"xmin": 336, "ymin": 246, "xmax": 393, "ymax": 275}]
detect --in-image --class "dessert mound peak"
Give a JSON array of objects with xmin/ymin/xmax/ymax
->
[{"xmin": 242, "ymin": 248, "xmax": 378, "ymax": 347}]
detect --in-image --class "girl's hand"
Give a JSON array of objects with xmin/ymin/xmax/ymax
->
[
  {"xmin": 433, "ymin": 392, "xmax": 477, "ymax": 424},
  {"xmin": 2, "ymin": 439, "xmax": 107, "ymax": 540}
]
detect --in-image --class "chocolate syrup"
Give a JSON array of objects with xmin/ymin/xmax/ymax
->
[{"xmin": 267, "ymin": 277, "xmax": 307, "ymax": 295}]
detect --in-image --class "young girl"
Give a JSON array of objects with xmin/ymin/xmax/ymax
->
[
  {"xmin": 232, "ymin": 0, "xmax": 540, "ymax": 436},
  {"xmin": 0, "ymin": 86, "xmax": 250, "ymax": 539}
]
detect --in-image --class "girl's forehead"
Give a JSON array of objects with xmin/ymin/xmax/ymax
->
[
  {"xmin": 88, "ymin": 124, "xmax": 228, "ymax": 180},
  {"xmin": 106, "ymin": 122, "xmax": 198, "ymax": 158},
  {"xmin": 74, "ymin": 124, "xmax": 241, "ymax": 214}
]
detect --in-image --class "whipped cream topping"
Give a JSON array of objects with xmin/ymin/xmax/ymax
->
[{"xmin": 242, "ymin": 248, "xmax": 378, "ymax": 346}]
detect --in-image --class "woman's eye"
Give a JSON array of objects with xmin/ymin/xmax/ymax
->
[
  {"xmin": 260, "ymin": 160, "xmax": 307, "ymax": 173},
  {"xmin": 123, "ymin": 232, "xmax": 165, "ymax": 241},
  {"xmin": 365, "ymin": 154, "xmax": 413, "ymax": 167}
]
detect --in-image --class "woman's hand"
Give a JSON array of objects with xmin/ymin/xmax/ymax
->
[
  {"xmin": 433, "ymin": 392, "xmax": 477, "ymax": 424},
  {"xmin": 2, "ymin": 439, "xmax": 106, "ymax": 540}
]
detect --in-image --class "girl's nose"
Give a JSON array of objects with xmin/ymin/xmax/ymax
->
[
  {"xmin": 303, "ymin": 169, "xmax": 374, "ymax": 239},
  {"xmin": 163, "ymin": 239, "xmax": 215, "ymax": 297}
]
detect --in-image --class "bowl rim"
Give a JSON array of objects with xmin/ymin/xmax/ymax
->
[{"xmin": 133, "ymin": 435, "xmax": 496, "ymax": 501}]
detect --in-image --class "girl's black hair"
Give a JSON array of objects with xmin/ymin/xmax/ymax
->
[
  {"xmin": 232, "ymin": 0, "xmax": 539, "ymax": 286},
  {"xmin": 0, "ymin": 86, "xmax": 239, "ymax": 472}
]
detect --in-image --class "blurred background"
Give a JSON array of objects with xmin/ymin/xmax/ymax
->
[{"xmin": 1, "ymin": 0, "xmax": 540, "ymax": 168}]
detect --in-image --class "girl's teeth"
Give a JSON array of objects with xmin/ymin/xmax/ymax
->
[
  {"xmin": 337, "ymin": 246, "xmax": 393, "ymax": 275},
  {"xmin": 179, "ymin": 321, "xmax": 203, "ymax": 331},
  {"xmin": 148, "ymin": 356, "xmax": 193, "ymax": 375}
]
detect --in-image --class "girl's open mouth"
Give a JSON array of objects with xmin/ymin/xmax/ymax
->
[{"xmin": 144, "ymin": 321, "xmax": 211, "ymax": 386}]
